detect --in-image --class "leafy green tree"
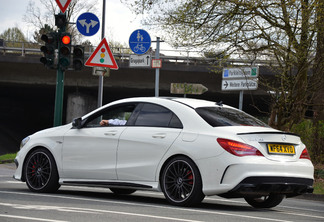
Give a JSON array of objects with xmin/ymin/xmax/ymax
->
[
  {"xmin": 123, "ymin": 0, "xmax": 324, "ymax": 131},
  {"xmin": 0, "ymin": 27, "xmax": 27, "ymax": 42},
  {"xmin": 0, "ymin": 27, "xmax": 27, "ymax": 48}
]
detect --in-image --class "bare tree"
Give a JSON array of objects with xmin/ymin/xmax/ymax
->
[
  {"xmin": 123, "ymin": 0, "xmax": 323, "ymax": 130},
  {"xmin": 24, "ymin": 0, "xmax": 98, "ymax": 44}
]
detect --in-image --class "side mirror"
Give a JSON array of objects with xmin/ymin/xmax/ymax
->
[{"xmin": 72, "ymin": 117, "xmax": 82, "ymax": 129}]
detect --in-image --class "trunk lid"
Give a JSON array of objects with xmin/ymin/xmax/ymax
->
[{"xmin": 233, "ymin": 127, "xmax": 303, "ymax": 161}]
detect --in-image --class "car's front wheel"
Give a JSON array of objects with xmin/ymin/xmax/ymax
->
[
  {"xmin": 24, "ymin": 148, "xmax": 60, "ymax": 193},
  {"xmin": 244, "ymin": 194, "xmax": 285, "ymax": 208},
  {"xmin": 161, "ymin": 156, "xmax": 205, "ymax": 206}
]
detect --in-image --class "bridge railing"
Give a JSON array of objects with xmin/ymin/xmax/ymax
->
[{"xmin": 0, "ymin": 40, "xmax": 274, "ymax": 67}]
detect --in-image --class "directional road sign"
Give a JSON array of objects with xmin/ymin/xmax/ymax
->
[
  {"xmin": 129, "ymin": 54, "xmax": 151, "ymax": 67},
  {"xmin": 222, "ymin": 79, "xmax": 258, "ymax": 91},
  {"xmin": 129, "ymin": 29, "xmax": 151, "ymax": 54},
  {"xmin": 223, "ymin": 67, "xmax": 258, "ymax": 79},
  {"xmin": 170, "ymin": 83, "xmax": 208, "ymax": 95},
  {"xmin": 85, "ymin": 38, "xmax": 118, "ymax": 70},
  {"xmin": 55, "ymin": 0, "xmax": 71, "ymax": 13},
  {"xmin": 77, "ymin": 12, "xmax": 100, "ymax": 36}
]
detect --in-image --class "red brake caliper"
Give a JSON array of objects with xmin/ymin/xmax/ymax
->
[{"xmin": 188, "ymin": 171, "xmax": 193, "ymax": 185}]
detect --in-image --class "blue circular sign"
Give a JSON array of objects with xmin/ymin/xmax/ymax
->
[
  {"xmin": 129, "ymin": 29, "xmax": 151, "ymax": 54},
  {"xmin": 77, "ymin": 12, "xmax": 100, "ymax": 36}
]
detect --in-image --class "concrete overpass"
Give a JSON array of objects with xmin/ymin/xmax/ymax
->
[{"xmin": 0, "ymin": 47, "xmax": 273, "ymax": 155}]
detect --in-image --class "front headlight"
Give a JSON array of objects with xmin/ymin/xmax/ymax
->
[{"xmin": 20, "ymin": 137, "xmax": 30, "ymax": 149}]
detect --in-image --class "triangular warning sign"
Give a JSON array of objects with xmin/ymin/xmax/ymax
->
[
  {"xmin": 85, "ymin": 38, "xmax": 119, "ymax": 70},
  {"xmin": 55, "ymin": 0, "xmax": 71, "ymax": 13}
]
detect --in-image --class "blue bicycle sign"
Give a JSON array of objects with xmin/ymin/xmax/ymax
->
[{"xmin": 129, "ymin": 29, "xmax": 151, "ymax": 54}]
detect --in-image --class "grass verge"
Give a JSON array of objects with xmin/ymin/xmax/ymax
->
[{"xmin": 0, "ymin": 153, "xmax": 16, "ymax": 164}]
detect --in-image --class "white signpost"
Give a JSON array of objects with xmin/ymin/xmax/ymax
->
[
  {"xmin": 222, "ymin": 67, "xmax": 259, "ymax": 110},
  {"xmin": 129, "ymin": 54, "xmax": 151, "ymax": 67},
  {"xmin": 221, "ymin": 79, "xmax": 258, "ymax": 91}
]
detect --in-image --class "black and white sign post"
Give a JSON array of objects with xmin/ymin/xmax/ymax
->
[{"xmin": 222, "ymin": 67, "xmax": 259, "ymax": 110}]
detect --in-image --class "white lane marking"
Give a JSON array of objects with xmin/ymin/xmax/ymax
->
[
  {"xmin": 1, "ymin": 180, "xmax": 21, "ymax": 184},
  {"xmin": 0, "ymin": 191, "xmax": 292, "ymax": 222},
  {"xmin": 0, "ymin": 202, "xmax": 201, "ymax": 222},
  {"xmin": 278, "ymin": 211, "xmax": 324, "ymax": 220},
  {"xmin": 0, "ymin": 214, "xmax": 68, "ymax": 222}
]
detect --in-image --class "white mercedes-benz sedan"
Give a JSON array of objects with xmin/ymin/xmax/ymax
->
[{"xmin": 14, "ymin": 97, "xmax": 314, "ymax": 208}]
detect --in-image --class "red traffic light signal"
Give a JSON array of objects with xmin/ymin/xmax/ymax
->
[
  {"xmin": 61, "ymin": 35, "xmax": 70, "ymax": 45},
  {"xmin": 59, "ymin": 33, "xmax": 71, "ymax": 69}
]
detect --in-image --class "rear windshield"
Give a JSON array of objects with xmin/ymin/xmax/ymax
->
[{"xmin": 196, "ymin": 107, "xmax": 269, "ymax": 127}]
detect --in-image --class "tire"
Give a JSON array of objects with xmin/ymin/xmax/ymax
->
[
  {"xmin": 110, "ymin": 188, "xmax": 136, "ymax": 195},
  {"xmin": 244, "ymin": 194, "xmax": 285, "ymax": 208},
  {"xmin": 24, "ymin": 148, "xmax": 60, "ymax": 193},
  {"xmin": 161, "ymin": 156, "xmax": 205, "ymax": 206}
]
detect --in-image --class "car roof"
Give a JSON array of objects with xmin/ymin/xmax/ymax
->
[
  {"xmin": 108, "ymin": 97, "xmax": 233, "ymax": 109},
  {"xmin": 168, "ymin": 97, "xmax": 225, "ymax": 109}
]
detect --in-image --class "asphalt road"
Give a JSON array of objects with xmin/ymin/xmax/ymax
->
[{"xmin": 1, "ymin": 163, "xmax": 324, "ymax": 222}]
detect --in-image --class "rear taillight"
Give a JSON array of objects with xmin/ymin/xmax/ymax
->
[
  {"xmin": 300, "ymin": 148, "xmax": 311, "ymax": 160},
  {"xmin": 217, "ymin": 138, "xmax": 263, "ymax": 157}
]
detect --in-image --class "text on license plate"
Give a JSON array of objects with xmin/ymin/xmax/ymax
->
[{"xmin": 267, "ymin": 144, "xmax": 295, "ymax": 155}]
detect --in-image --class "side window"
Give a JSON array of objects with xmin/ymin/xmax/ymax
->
[
  {"xmin": 134, "ymin": 103, "xmax": 183, "ymax": 128},
  {"xmin": 84, "ymin": 104, "xmax": 137, "ymax": 127}
]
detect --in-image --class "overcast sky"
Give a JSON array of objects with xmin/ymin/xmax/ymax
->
[{"xmin": 0, "ymin": 0, "xmax": 147, "ymax": 46}]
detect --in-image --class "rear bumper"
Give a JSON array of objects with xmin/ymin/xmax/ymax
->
[{"xmin": 219, "ymin": 176, "xmax": 314, "ymax": 198}]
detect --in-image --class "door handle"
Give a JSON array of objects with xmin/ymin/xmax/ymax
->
[
  {"xmin": 104, "ymin": 131, "xmax": 118, "ymax": 136},
  {"xmin": 152, "ymin": 133, "xmax": 166, "ymax": 139}
]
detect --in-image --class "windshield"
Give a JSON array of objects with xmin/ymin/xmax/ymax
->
[{"xmin": 196, "ymin": 107, "xmax": 269, "ymax": 127}]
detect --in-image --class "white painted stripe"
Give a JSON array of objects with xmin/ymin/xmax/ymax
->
[
  {"xmin": 0, "ymin": 191, "xmax": 292, "ymax": 222},
  {"xmin": 0, "ymin": 202, "xmax": 201, "ymax": 222},
  {"xmin": 278, "ymin": 211, "xmax": 324, "ymax": 220},
  {"xmin": 0, "ymin": 214, "xmax": 68, "ymax": 222}
]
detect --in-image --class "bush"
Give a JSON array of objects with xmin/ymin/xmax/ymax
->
[{"xmin": 291, "ymin": 120, "xmax": 324, "ymax": 164}]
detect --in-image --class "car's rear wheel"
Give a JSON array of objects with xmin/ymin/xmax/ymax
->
[
  {"xmin": 244, "ymin": 194, "xmax": 285, "ymax": 208},
  {"xmin": 110, "ymin": 188, "xmax": 136, "ymax": 195},
  {"xmin": 161, "ymin": 156, "xmax": 205, "ymax": 206},
  {"xmin": 24, "ymin": 148, "xmax": 60, "ymax": 193}
]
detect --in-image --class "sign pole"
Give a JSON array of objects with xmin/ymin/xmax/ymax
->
[
  {"xmin": 98, "ymin": 0, "xmax": 106, "ymax": 108},
  {"xmin": 239, "ymin": 90, "xmax": 243, "ymax": 110},
  {"xmin": 155, "ymin": 37, "xmax": 160, "ymax": 97}
]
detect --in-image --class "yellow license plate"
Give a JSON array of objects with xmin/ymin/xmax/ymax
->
[{"xmin": 267, "ymin": 144, "xmax": 295, "ymax": 155}]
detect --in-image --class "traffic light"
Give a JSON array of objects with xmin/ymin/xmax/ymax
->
[
  {"xmin": 73, "ymin": 45, "xmax": 85, "ymax": 70},
  {"xmin": 55, "ymin": 13, "xmax": 67, "ymax": 29},
  {"xmin": 40, "ymin": 32, "xmax": 57, "ymax": 69},
  {"xmin": 58, "ymin": 32, "xmax": 71, "ymax": 70}
]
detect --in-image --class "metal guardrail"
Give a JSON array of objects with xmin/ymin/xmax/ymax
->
[{"xmin": 0, "ymin": 40, "xmax": 274, "ymax": 66}]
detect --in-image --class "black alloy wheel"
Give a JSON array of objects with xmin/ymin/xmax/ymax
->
[
  {"xmin": 24, "ymin": 149, "xmax": 60, "ymax": 193},
  {"xmin": 161, "ymin": 156, "xmax": 205, "ymax": 206},
  {"xmin": 244, "ymin": 194, "xmax": 285, "ymax": 208}
]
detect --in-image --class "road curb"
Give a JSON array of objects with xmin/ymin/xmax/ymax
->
[{"xmin": 294, "ymin": 193, "xmax": 324, "ymax": 202}]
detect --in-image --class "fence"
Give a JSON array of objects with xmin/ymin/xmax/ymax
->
[{"xmin": 0, "ymin": 40, "xmax": 274, "ymax": 66}]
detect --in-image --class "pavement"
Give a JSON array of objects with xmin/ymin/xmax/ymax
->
[{"xmin": 1, "ymin": 163, "xmax": 323, "ymax": 201}]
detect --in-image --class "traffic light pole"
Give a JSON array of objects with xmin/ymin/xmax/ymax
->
[
  {"xmin": 53, "ymin": 23, "xmax": 66, "ymax": 127},
  {"xmin": 54, "ymin": 66, "xmax": 65, "ymax": 126}
]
